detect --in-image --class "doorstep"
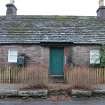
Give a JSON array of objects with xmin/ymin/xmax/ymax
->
[{"xmin": 48, "ymin": 83, "xmax": 71, "ymax": 91}]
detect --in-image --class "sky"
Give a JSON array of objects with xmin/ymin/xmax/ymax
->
[{"xmin": 0, "ymin": 0, "xmax": 101, "ymax": 16}]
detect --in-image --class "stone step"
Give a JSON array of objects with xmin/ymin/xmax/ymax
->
[
  {"xmin": 48, "ymin": 83, "xmax": 71, "ymax": 91},
  {"xmin": 49, "ymin": 76, "xmax": 64, "ymax": 83}
]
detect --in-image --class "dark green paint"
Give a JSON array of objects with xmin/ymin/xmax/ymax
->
[{"xmin": 49, "ymin": 47, "xmax": 64, "ymax": 75}]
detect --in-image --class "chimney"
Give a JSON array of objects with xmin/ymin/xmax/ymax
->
[
  {"xmin": 6, "ymin": 1, "xmax": 17, "ymax": 16},
  {"xmin": 97, "ymin": 0, "xmax": 105, "ymax": 19}
]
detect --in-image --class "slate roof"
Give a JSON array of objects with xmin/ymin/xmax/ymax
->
[{"xmin": 0, "ymin": 15, "xmax": 105, "ymax": 44}]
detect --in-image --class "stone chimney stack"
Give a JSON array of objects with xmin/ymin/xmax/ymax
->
[
  {"xmin": 99, "ymin": 0, "xmax": 104, "ymax": 6},
  {"xmin": 6, "ymin": 0, "xmax": 17, "ymax": 16},
  {"xmin": 97, "ymin": 0, "xmax": 105, "ymax": 19}
]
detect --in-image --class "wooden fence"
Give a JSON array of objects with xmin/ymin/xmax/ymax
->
[
  {"xmin": 1, "ymin": 64, "xmax": 105, "ymax": 90},
  {"xmin": 65, "ymin": 67, "xmax": 105, "ymax": 89},
  {"xmin": 0, "ymin": 64, "xmax": 48, "ymax": 89}
]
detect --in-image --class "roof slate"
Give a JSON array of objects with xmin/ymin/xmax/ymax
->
[{"xmin": 0, "ymin": 15, "xmax": 105, "ymax": 44}]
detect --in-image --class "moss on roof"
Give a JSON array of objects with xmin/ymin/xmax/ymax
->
[{"xmin": 0, "ymin": 15, "xmax": 105, "ymax": 44}]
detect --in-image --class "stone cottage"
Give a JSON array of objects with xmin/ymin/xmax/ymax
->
[{"xmin": 0, "ymin": 1, "xmax": 105, "ymax": 84}]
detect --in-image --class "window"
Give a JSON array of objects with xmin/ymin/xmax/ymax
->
[
  {"xmin": 90, "ymin": 49, "xmax": 100, "ymax": 64},
  {"xmin": 8, "ymin": 49, "xmax": 18, "ymax": 63}
]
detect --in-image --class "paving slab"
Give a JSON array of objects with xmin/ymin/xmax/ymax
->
[{"xmin": 71, "ymin": 89, "xmax": 92, "ymax": 97}]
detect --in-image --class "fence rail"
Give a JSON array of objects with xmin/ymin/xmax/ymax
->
[{"xmin": 65, "ymin": 67, "xmax": 105, "ymax": 89}]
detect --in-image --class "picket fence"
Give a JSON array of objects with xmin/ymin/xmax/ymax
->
[
  {"xmin": 0, "ymin": 64, "xmax": 48, "ymax": 86},
  {"xmin": 65, "ymin": 67, "xmax": 105, "ymax": 89}
]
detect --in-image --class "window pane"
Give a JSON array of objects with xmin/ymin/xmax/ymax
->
[
  {"xmin": 8, "ymin": 50, "xmax": 17, "ymax": 56},
  {"xmin": 90, "ymin": 50, "xmax": 100, "ymax": 64},
  {"xmin": 8, "ymin": 49, "xmax": 18, "ymax": 63}
]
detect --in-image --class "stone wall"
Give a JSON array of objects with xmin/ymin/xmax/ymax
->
[
  {"xmin": 0, "ymin": 44, "xmax": 101, "ymax": 69},
  {"xmin": 66, "ymin": 45, "xmax": 100, "ymax": 67},
  {"xmin": 0, "ymin": 45, "xmax": 49, "ymax": 66}
]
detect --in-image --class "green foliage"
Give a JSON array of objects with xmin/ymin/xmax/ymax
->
[{"xmin": 100, "ymin": 45, "xmax": 105, "ymax": 67}]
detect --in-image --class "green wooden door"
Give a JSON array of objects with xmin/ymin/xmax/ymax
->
[{"xmin": 49, "ymin": 47, "xmax": 64, "ymax": 76}]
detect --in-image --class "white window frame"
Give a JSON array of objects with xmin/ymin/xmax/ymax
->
[
  {"xmin": 8, "ymin": 49, "xmax": 18, "ymax": 63},
  {"xmin": 90, "ymin": 49, "xmax": 100, "ymax": 64}
]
